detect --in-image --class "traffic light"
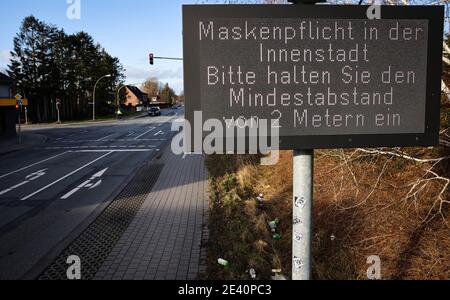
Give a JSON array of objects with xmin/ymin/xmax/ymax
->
[
  {"xmin": 149, "ymin": 53, "xmax": 154, "ymax": 65},
  {"xmin": 15, "ymin": 103, "xmax": 20, "ymax": 110}
]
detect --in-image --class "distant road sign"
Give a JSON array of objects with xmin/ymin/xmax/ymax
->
[
  {"xmin": 183, "ymin": 5, "xmax": 444, "ymax": 150},
  {"xmin": 15, "ymin": 94, "xmax": 22, "ymax": 101}
]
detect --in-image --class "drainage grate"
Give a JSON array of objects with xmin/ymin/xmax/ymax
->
[{"xmin": 38, "ymin": 164, "xmax": 164, "ymax": 280}]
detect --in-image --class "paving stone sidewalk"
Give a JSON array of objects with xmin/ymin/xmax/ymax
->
[{"xmin": 94, "ymin": 150, "xmax": 209, "ymax": 280}]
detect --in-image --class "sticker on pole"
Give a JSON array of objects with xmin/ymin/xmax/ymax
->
[
  {"xmin": 294, "ymin": 232, "xmax": 304, "ymax": 244},
  {"xmin": 293, "ymin": 257, "xmax": 304, "ymax": 271}
]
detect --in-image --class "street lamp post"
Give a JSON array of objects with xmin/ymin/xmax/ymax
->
[
  {"xmin": 93, "ymin": 74, "xmax": 112, "ymax": 121},
  {"xmin": 116, "ymin": 84, "xmax": 126, "ymax": 120}
]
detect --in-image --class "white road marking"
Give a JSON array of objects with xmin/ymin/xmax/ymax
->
[
  {"xmin": 0, "ymin": 152, "xmax": 69, "ymax": 180},
  {"xmin": 126, "ymin": 131, "xmax": 135, "ymax": 137},
  {"xmin": 75, "ymin": 149, "xmax": 155, "ymax": 153},
  {"xmin": 60, "ymin": 179, "xmax": 90, "ymax": 200},
  {"xmin": 0, "ymin": 169, "xmax": 48, "ymax": 196},
  {"xmin": 56, "ymin": 138, "xmax": 167, "ymax": 143},
  {"xmin": 61, "ymin": 168, "xmax": 108, "ymax": 200},
  {"xmin": 97, "ymin": 134, "xmax": 115, "ymax": 141},
  {"xmin": 87, "ymin": 180, "xmax": 102, "ymax": 189},
  {"xmin": 25, "ymin": 169, "xmax": 48, "ymax": 181},
  {"xmin": 21, "ymin": 152, "xmax": 113, "ymax": 201},
  {"xmin": 134, "ymin": 127, "xmax": 156, "ymax": 140},
  {"xmin": 154, "ymin": 130, "xmax": 165, "ymax": 136},
  {"xmin": 41, "ymin": 145, "xmax": 157, "ymax": 150},
  {"xmin": 0, "ymin": 181, "xmax": 29, "ymax": 196}
]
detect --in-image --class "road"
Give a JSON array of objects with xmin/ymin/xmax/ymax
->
[{"xmin": 0, "ymin": 108, "xmax": 183, "ymax": 280}]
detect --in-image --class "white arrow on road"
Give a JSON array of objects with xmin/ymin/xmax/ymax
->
[
  {"xmin": 154, "ymin": 130, "xmax": 165, "ymax": 137},
  {"xmin": 0, "ymin": 169, "xmax": 48, "ymax": 196},
  {"xmin": 61, "ymin": 168, "xmax": 108, "ymax": 200},
  {"xmin": 26, "ymin": 169, "xmax": 48, "ymax": 181}
]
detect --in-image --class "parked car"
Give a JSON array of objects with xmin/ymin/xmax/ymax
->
[{"xmin": 148, "ymin": 106, "xmax": 161, "ymax": 117}]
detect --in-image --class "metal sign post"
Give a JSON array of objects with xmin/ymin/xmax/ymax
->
[
  {"xmin": 290, "ymin": 0, "xmax": 317, "ymax": 281},
  {"xmin": 292, "ymin": 150, "xmax": 314, "ymax": 280},
  {"xmin": 56, "ymin": 98, "xmax": 61, "ymax": 124},
  {"xmin": 17, "ymin": 105, "xmax": 22, "ymax": 144},
  {"xmin": 15, "ymin": 94, "xmax": 23, "ymax": 144}
]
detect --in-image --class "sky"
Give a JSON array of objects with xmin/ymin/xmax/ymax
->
[{"xmin": 0, "ymin": 0, "xmax": 201, "ymax": 93}]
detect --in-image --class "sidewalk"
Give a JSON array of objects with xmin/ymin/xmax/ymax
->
[
  {"xmin": 94, "ymin": 150, "xmax": 209, "ymax": 280},
  {"xmin": 0, "ymin": 133, "xmax": 47, "ymax": 156}
]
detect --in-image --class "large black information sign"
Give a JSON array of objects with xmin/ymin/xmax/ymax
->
[{"xmin": 183, "ymin": 5, "xmax": 443, "ymax": 150}]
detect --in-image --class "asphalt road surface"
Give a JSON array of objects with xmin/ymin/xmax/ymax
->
[{"xmin": 0, "ymin": 108, "xmax": 183, "ymax": 279}]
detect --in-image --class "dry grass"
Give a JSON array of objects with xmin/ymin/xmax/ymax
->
[
  {"xmin": 205, "ymin": 146, "xmax": 449, "ymax": 280},
  {"xmin": 205, "ymin": 102, "xmax": 450, "ymax": 280},
  {"xmin": 313, "ymin": 148, "xmax": 450, "ymax": 279}
]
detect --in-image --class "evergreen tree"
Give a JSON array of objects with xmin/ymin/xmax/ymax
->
[
  {"xmin": 8, "ymin": 16, "xmax": 125, "ymax": 122},
  {"xmin": 160, "ymin": 83, "xmax": 176, "ymax": 106}
]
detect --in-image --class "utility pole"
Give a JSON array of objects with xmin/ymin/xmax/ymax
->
[
  {"xmin": 17, "ymin": 105, "xmax": 22, "ymax": 145},
  {"xmin": 288, "ymin": 0, "xmax": 323, "ymax": 281},
  {"xmin": 15, "ymin": 94, "xmax": 23, "ymax": 144}
]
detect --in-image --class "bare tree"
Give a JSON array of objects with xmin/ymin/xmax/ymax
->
[{"xmin": 140, "ymin": 77, "xmax": 161, "ymax": 99}]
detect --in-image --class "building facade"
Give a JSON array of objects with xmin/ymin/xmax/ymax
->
[
  {"xmin": 124, "ymin": 86, "xmax": 149, "ymax": 109},
  {"xmin": 0, "ymin": 73, "xmax": 17, "ymax": 137}
]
